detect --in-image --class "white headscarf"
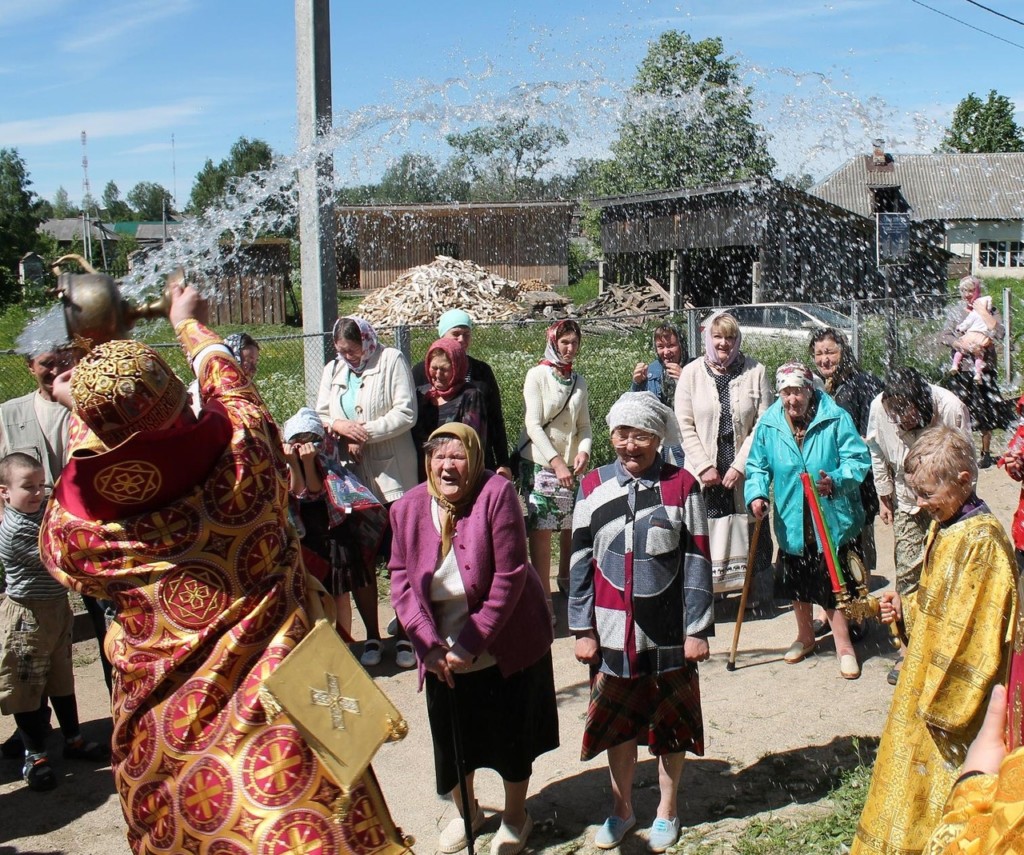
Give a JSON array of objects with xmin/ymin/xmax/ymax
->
[{"xmin": 605, "ymin": 391, "xmax": 682, "ymax": 447}]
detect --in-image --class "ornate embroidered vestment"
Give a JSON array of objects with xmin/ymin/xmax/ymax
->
[{"xmin": 42, "ymin": 321, "xmax": 409, "ymax": 855}]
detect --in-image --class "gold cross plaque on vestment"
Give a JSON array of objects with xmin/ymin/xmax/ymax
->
[{"xmin": 310, "ymin": 673, "xmax": 361, "ymax": 730}]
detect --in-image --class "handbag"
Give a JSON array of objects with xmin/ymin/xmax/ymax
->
[
  {"xmin": 707, "ymin": 512, "xmax": 752, "ymax": 593},
  {"xmin": 511, "ymin": 374, "xmax": 578, "ymax": 481},
  {"xmin": 259, "ymin": 576, "xmax": 408, "ymax": 795}
]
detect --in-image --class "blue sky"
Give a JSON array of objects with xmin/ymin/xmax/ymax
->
[{"xmin": 2, "ymin": 0, "xmax": 1022, "ymax": 209}]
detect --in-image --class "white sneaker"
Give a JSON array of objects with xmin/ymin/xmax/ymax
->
[
  {"xmin": 360, "ymin": 640, "xmax": 383, "ymax": 667},
  {"xmin": 647, "ymin": 816, "xmax": 680, "ymax": 853}
]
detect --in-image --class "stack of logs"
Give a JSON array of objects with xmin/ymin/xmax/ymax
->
[
  {"xmin": 579, "ymin": 277, "xmax": 672, "ymax": 318},
  {"xmin": 356, "ymin": 256, "xmax": 523, "ymax": 327}
]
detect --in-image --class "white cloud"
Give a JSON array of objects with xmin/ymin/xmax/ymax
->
[
  {"xmin": 59, "ymin": 0, "xmax": 194, "ymax": 53},
  {"xmin": 0, "ymin": 101, "xmax": 207, "ymax": 146}
]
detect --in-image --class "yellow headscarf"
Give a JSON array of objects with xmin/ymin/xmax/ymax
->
[{"xmin": 425, "ymin": 423, "xmax": 485, "ymax": 558}]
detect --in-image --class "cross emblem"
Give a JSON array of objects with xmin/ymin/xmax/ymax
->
[{"xmin": 310, "ymin": 673, "xmax": 360, "ymax": 731}]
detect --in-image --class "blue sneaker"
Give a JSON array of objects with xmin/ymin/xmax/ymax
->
[
  {"xmin": 647, "ymin": 816, "xmax": 680, "ymax": 853},
  {"xmin": 594, "ymin": 814, "xmax": 635, "ymax": 849}
]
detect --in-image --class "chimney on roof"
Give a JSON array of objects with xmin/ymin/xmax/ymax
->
[{"xmin": 872, "ymin": 138, "xmax": 886, "ymax": 166}]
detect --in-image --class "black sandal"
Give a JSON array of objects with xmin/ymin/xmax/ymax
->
[{"xmin": 23, "ymin": 753, "xmax": 57, "ymax": 791}]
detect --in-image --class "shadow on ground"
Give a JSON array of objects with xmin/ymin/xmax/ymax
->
[
  {"xmin": 0, "ymin": 715, "xmax": 115, "ymax": 847},
  {"xmin": 505, "ymin": 734, "xmax": 880, "ymax": 853}
]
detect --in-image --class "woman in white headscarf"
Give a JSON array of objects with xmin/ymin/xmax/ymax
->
[
  {"xmin": 675, "ymin": 312, "xmax": 773, "ymax": 598},
  {"xmin": 569, "ymin": 391, "xmax": 713, "ymax": 853}
]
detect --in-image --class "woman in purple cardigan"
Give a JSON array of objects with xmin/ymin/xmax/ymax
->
[{"xmin": 389, "ymin": 423, "xmax": 558, "ymax": 855}]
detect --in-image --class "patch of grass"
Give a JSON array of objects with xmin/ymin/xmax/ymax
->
[
  {"xmin": 564, "ymin": 270, "xmax": 599, "ymax": 306},
  {"xmin": 729, "ymin": 753, "xmax": 871, "ymax": 855}
]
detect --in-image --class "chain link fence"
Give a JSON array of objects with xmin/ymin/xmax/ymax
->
[{"xmin": 1, "ymin": 291, "xmax": 1016, "ymax": 468}]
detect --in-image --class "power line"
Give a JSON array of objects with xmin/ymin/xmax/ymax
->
[
  {"xmin": 908, "ymin": 0, "xmax": 1024, "ymax": 51},
  {"xmin": 963, "ymin": 0, "xmax": 1024, "ymax": 28}
]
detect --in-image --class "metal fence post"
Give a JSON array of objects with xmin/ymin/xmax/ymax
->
[
  {"xmin": 394, "ymin": 324, "xmax": 411, "ymax": 363},
  {"xmin": 1004, "ymin": 287, "xmax": 1012, "ymax": 388},
  {"xmin": 686, "ymin": 307, "xmax": 699, "ymax": 360},
  {"xmin": 850, "ymin": 298, "xmax": 860, "ymax": 363}
]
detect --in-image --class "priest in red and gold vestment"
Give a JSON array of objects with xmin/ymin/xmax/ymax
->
[{"xmin": 40, "ymin": 282, "xmax": 409, "ymax": 855}]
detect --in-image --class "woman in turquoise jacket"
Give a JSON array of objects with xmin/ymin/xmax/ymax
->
[{"xmin": 744, "ymin": 362, "xmax": 871, "ymax": 680}]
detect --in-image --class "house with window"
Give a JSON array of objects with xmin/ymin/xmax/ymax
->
[{"xmin": 811, "ymin": 145, "xmax": 1024, "ymax": 280}]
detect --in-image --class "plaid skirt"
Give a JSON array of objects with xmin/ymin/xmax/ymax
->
[{"xmin": 581, "ymin": 665, "xmax": 704, "ymax": 760}]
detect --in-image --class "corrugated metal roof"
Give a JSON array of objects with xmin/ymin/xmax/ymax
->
[
  {"xmin": 811, "ymin": 153, "xmax": 1024, "ymax": 221},
  {"xmin": 39, "ymin": 219, "xmax": 185, "ymax": 242}
]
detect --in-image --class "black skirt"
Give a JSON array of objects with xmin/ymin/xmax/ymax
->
[
  {"xmin": 424, "ymin": 651, "xmax": 560, "ymax": 795},
  {"xmin": 775, "ymin": 546, "xmax": 855, "ymax": 609}
]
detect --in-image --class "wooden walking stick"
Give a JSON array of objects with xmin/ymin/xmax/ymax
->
[
  {"xmin": 448, "ymin": 681, "xmax": 475, "ymax": 855},
  {"xmin": 726, "ymin": 516, "xmax": 764, "ymax": 672}
]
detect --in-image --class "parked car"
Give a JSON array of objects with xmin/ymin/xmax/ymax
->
[{"xmin": 702, "ymin": 303, "xmax": 854, "ymax": 341}]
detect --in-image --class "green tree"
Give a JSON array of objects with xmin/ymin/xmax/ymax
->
[
  {"xmin": 782, "ymin": 172, "xmax": 815, "ymax": 191},
  {"xmin": 445, "ymin": 115, "xmax": 568, "ymax": 200},
  {"xmin": 102, "ymin": 180, "xmax": 133, "ymax": 221},
  {"xmin": 598, "ymin": 30, "xmax": 775, "ymax": 194},
  {"xmin": 941, "ymin": 90, "xmax": 1024, "ymax": 153},
  {"xmin": 127, "ymin": 182, "xmax": 173, "ymax": 220},
  {"xmin": 376, "ymin": 153, "xmax": 442, "ymax": 203},
  {"xmin": 51, "ymin": 186, "xmax": 79, "ymax": 218},
  {"xmin": 187, "ymin": 136, "xmax": 275, "ymax": 214},
  {"xmin": 0, "ymin": 148, "xmax": 47, "ymax": 304}
]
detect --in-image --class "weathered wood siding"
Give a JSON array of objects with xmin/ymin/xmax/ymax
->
[
  {"xmin": 207, "ymin": 242, "xmax": 290, "ymax": 325},
  {"xmin": 336, "ymin": 204, "xmax": 573, "ymax": 290}
]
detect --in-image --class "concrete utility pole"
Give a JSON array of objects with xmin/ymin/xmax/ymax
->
[{"xmin": 296, "ymin": 0, "xmax": 338, "ymax": 404}]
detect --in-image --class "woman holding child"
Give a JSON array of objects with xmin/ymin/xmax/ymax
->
[
  {"xmin": 940, "ymin": 274, "xmax": 1006, "ymax": 469},
  {"xmin": 853, "ymin": 427, "xmax": 1018, "ymax": 855}
]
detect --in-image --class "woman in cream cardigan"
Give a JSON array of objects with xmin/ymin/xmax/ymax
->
[
  {"xmin": 675, "ymin": 312, "xmax": 773, "ymax": 601},
  {"xmin": 316, "ymin": 316, "xmax": 419, "ymax": 668},
  {"xmin": 516, "ymin": 319, "xmax": 592, "ymax": 619}
]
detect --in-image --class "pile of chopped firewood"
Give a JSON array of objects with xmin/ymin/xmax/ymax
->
[
  {"xmin": 517, "ymin": 277, "xmax": 550, "ymax": 292},
  {"xmin": 356, "ymin": 256, "xmax": 524, "ymax": 327}
]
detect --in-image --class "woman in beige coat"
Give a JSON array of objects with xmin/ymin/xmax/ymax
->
[
  {"xmin": 316, "ymin": 316, "xmax": 419, "ymax": 668},
  {"xmin": 675, "ymin": 312, "xmax": 773, "ymax": 601}
]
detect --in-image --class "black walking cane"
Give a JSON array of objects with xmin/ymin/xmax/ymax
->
[
  {"xmin": 727, "ymin": 516, "xmax": 764, "ymax": 672},
  {"xmin": 448, "ymin": 679, "xmax": 475, "ymax": 855}
]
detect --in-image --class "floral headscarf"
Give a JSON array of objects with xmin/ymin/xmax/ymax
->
[
  {"xmin": 704, "ymin": 311, "xmax": 743, "ymax": 370},
  {"xmin": 775, "ymin": 361, "xmax": 815, "ymax": 392},
  {"xmin": 540, "ymin": 319, "xmax": 581, "ymax": 380},
  {"xmin": 425, "ymin": 423, "xmax": 485, "ymax": 558},
  {"xmin": 333, "ymin": 316, "xmax": 379, "ymax": 375},
  {"xmin": 424, "ymin": 337, "xmax": 468, "ymax": 403}
]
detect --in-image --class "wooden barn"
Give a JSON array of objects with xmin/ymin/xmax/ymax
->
[
  {"xmin": 594, "ymin": 178, "xmax": 948, "ymax": 306},
  {"xmin": 335, "ymin": 201, "xmax": 574, "ymax": 290}
]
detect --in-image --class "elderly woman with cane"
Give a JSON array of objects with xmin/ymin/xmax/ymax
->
[
  {"xmin": 389, "ymin": 423, "xmax": 559, "ymax": 855},
  {"xmin": 569, "ymin": 392, "xmax": 713, "ymax": 853},
  {"xmin": 745, "ymin": 362, "xmax": 871, "ymax": 680}
]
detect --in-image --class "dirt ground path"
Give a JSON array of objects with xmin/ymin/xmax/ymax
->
[{"xmin": 2, "ymin": 466, "xmax": 1019, "ymax": 854}]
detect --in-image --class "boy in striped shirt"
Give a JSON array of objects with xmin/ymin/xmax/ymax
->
[{"xmin": 0, "ymin": 452, "xmax": 106, "ymax": 790}]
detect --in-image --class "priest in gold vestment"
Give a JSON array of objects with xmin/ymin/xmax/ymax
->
[
  {"xmin": 40, "ymin": 282, "xmax": 409, "ymax": 855},
  {"xmin": 853, "ymin": 427, "xmax": 1018, "ymax": 855}
]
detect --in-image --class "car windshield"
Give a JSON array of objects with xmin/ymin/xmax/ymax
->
[{"xmin": 799, "ymin": 304, "xmax": 852, "ymax": 328}]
